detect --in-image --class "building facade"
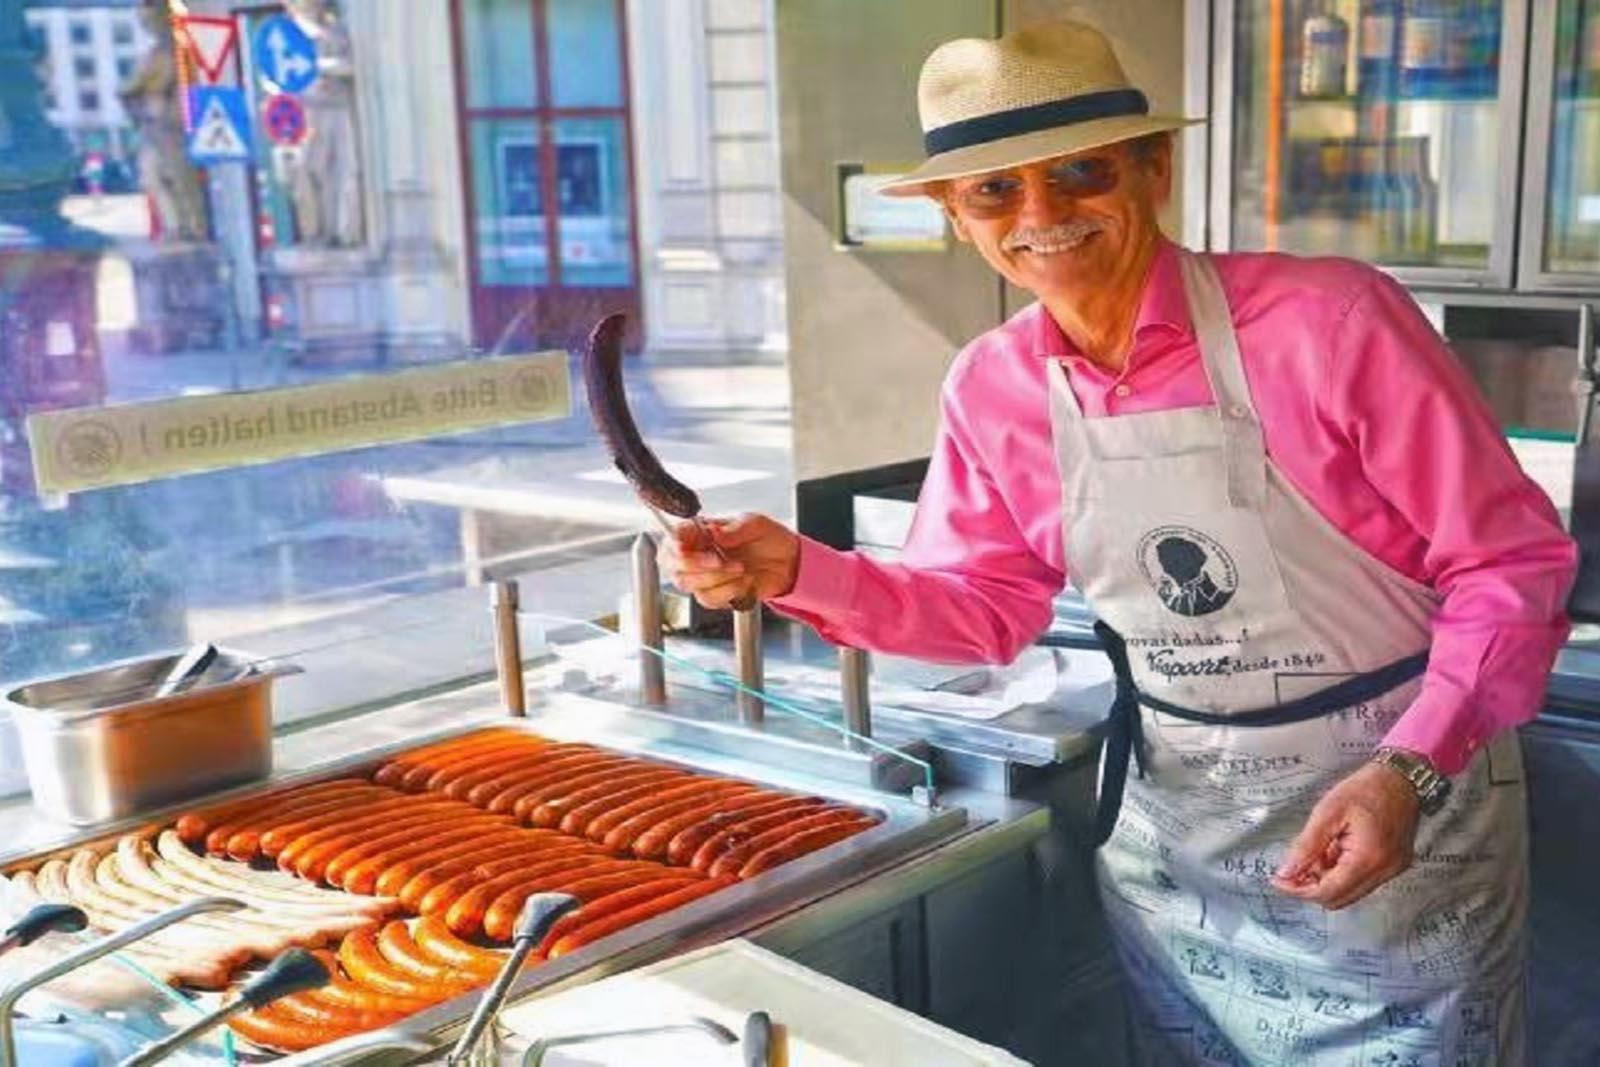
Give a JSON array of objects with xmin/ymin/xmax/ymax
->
[
  {"xmin": 181, "ymin": 0, "xmax": 786, "ymax": 358},
  {"xmin": 24, "ymin": 0, "xmax": 150, "ymax": 173}
]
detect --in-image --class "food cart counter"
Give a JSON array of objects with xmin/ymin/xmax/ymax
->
[{"xmin": 0, "ymin": 609, "xmax": 1098, "ymax": 1066}]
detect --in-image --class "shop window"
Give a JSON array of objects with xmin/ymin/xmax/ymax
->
[
  {"xmin": 0, "ymin": 0, "xmax": 788, "ymax": 798},
  {"xmin": 454, "ymin": 0, "xmax": 640, "ymax": 348},
  {"xmin": 553, "ymin": 117, "xmax": 632, "ymax": 287},
  {"xmin": 462, "ymin": 0, "xmax": 537, "ymax": 109},
  {"xmin": 547, "ymin": 0, "xmax": 622, "ymax": 108},
  {"xmin": 469, "ymin": 118, "xmax": 549, "ymax": 286}
]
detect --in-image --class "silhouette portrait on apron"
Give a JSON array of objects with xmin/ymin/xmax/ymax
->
[{"xmin": 1153, "ymin": 535, "xmax": 1231, "ymax": 616}]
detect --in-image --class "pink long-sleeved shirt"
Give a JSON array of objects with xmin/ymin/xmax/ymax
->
[{"xmin": 772, "ymin": 240, "xmax": 1578, "ymax": 775}]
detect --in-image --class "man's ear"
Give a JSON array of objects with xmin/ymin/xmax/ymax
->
[{"xmin": 1144, "ymin": 135, "xmax": 1176, "ymax": 207}]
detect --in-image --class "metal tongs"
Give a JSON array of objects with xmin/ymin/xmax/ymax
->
[
  {"xmin": 519, "ymin": 1009, "xmax": 772, "ymax": 1066},
  {"xmin": 0, "ymin": 897, "xmax": 245, "ymax": 1067},
  {"xmin": 117, "ymin": 947, "xmax": 331, "ymax": 1066},
  {"xmin": 520, "ymin": 1015, "xmax": 737, "ymax": 1066},
  {"xmin": 446, "ymin": 893, "xmax": 581, "ymax": 1066},
  {"xmin": 151, "ymin": 643, "xmax": 220, "ymax": 699}
]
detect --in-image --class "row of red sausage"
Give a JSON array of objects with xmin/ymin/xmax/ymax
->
[
  {"xmin": 370, "ymin": 729, "xmax": 881, "ymax": 880},
  {"xmin": 168, "ymin": 729, "xmax": 879, "ymax": 1052}
]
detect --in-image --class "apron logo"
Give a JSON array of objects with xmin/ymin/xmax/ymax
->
[{"xmin": 1137, "ymin": 526, "xmax": 1238, "ymax": 617}]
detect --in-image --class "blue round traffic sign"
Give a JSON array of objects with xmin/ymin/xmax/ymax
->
[
  {"xmin": 263, "ymin": 92, "xmax": 307, "ymax": 146},
  {"xmin": 252, "ymin": 14, "xmax": 318, "ymax": 95}
]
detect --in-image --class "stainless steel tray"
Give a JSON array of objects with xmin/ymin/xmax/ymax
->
[
  {"xmin": 1, "ymin": 710, "xmax": 973, "ymax": 1064},
  {"xmin": 3, "ymin": 647, "xmax": 292, "ymax": 826}
]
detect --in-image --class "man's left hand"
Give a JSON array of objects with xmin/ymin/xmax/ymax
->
[{"xmin": 1271, "ymin": 762, "xmax": 1420, "ymax": 910}]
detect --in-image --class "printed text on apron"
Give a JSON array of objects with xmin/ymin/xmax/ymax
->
[{"xmin": 1048, "ymin": 252, "xmax": 1528, "ymax": 1067}]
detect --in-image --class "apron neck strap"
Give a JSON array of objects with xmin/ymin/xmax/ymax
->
[{"xmin": 1178, "ymin": 250, "xmax": 1267, "ymax": 509}]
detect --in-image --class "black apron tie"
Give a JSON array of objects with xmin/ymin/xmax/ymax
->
[{"xmin": 1091, "ymin": 621, "xmax": 1430, "ymax": 847}]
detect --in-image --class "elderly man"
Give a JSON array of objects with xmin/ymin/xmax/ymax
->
[{"xmin": 662, "ymin": 20, "xmax": 1575, "ymax": 1066}]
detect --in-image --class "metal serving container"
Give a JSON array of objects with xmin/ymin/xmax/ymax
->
[
  {"xmin": 0, "ymin": 711, "xmax": 991, "ymax": 1064},
  {"xmin": 3, "ymin": 648, "xmax": 293, "ymax": 826}
]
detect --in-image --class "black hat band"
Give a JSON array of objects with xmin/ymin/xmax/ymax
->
[{"xmin": 923, "ymin": 88, "xmax": 1150, "ymax": 156}]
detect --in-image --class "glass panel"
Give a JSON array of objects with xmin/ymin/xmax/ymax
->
[
  {"xmin": 1544, "ymin": 0, "xmax": 1600, "ymax": 273},
  {"xmin": 0, "ymin": 0, "xmax": 786, "ymax": 802},
  {"xmin": 462, "ymin": 0, "xmax": 538, "ymax": 108},
  {"xmin": 553, "ymin": 116, "xmax": 633, "ymax": 286},
  {"xmin": 546, "ymin": 0, "xmax": 623, "ymax": 108},
  {"xmin": 1230, "ymin": 0, "xmax": 1505, "ymax": 269},
  {"xmin": 470, "ymin": 117, "xmax": 550, "ymax": 285}
]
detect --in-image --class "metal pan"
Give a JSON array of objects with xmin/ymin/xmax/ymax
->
[{"xmin": 1, "ymin": 715, "xmax": 971, "ymax": 1064}]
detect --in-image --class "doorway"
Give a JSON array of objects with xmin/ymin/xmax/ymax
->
[{"xmin": 451, "ymin": 0, "xmax": 643, "ymax": 352}]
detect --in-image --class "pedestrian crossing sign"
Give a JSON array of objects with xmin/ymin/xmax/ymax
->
[{"xmin": 187, "ymin": 87, "xmax": 253, "ymax": 164}]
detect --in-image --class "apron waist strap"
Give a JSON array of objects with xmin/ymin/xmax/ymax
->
[{"xmin": 1090, "ymin": 621, "xmax": 1429, "ymax": 847}]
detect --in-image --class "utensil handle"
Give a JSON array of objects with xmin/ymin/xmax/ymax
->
[
  {"xmin": 0, "ymin": 904, "xmax": 87, "ymax": 954},
  {"xmin": 239, "ymin": 948, "xmax": 330, "ymax": 1007},
  {"xmin": 153, "ymin": 644, "xmax": 219, "ymax": 699},
  {"xmin": 448, "ymin": 894, "xmax": 580, "ymax": 1066},
  {"xmin": 743, "ymin": 1011, "xmax": 774, "ymax": 1067}
]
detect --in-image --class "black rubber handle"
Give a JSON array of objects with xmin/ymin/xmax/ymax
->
[
  {"xmin": 238, "ymin": 948, "xmax": 330, "ymax": 1008},
  {"xmin": 743, "ymin": 1011, "xmax": 773, "ymax": 1067},
  {"xmin": 515, "ymin": 893, "xmax": 581, "ymax": 943},
  {"xmin": 4, "ymin": 904, "xmax": 88, "ymax": 946}
]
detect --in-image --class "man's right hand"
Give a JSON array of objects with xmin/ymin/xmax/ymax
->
[{"xmin": 657, "ymin": 513, "xmax": 801, "ymax": 609}]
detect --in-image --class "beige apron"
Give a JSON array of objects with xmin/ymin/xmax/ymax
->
[{"xmin": 1049, "ymin": 252, "xmax": 1528, "ymax": 1066}]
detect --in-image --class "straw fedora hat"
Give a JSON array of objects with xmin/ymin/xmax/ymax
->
[{"xmin": 880, "ymin": 20, "xmax": 1202, "ymax": 197}]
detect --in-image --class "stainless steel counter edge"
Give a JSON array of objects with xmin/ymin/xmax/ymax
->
[{"xmin": 749, "ymin": 788, "xmax": 1050, "ymax": 956}]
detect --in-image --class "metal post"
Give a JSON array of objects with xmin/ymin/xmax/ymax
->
[
  {"xmin": 491, "ymin": 580, "xmax": 526, "ymax": 716},
  {"xmin": 630, "ymin": 534, "xmax": 666, "ymax": 706},
  {"xmin": 839, "ymin": 646, "xmax": 871, "ymax": 752},
  {"xmin": 734, "ymin": 603, "xmax": 764, "ymax": 724}
]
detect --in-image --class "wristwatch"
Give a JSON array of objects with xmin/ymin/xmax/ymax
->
[{"xmin": 1370, "ymin": 746, "xmax": 1452, "ymax": 816}]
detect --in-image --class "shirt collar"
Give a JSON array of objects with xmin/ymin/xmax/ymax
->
[{"xmin": 1032, "ymin": 237, "xmax": 1192, "ymax": 364}]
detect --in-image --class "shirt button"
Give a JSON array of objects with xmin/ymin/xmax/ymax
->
[
  {"xmin": 1228, "ymin": 403, "xmax": 1248, "ymax": 419},
  {"xmin": 1114, "ymin": 384, "xmax": 1132, "ymax": 398}
]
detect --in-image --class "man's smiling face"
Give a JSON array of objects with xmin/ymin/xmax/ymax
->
[{"xmin": 937, "ymin": 135, "xmax": 1172, "ymax": 305}]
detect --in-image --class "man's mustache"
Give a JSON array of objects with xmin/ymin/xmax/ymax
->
[{"xmin": 1003, "ymin": 221, "xmax": 1101, "ymax": 251}]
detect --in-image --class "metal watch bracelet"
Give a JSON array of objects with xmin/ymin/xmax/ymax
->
[{"xmin": 1370, "ymin": 746, "xmax": 1452, "ymax": 816}]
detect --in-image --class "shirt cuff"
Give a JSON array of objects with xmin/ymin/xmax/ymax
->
[
  {"xmin": 767, "ymin": 536, "xmax": 858, "ymax": 617},
  {"xmin": 1380, "ymin": 687, "xmax": 1486, "ymax": 777}
]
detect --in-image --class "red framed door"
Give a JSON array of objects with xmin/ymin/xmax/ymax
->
[{"xmin": 450, "ymin": 0, "xmax": 644, "ymax": 353}]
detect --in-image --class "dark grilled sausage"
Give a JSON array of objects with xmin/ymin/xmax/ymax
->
[{"xmin": 583, "ymin": 312, "xmax": 701, "ymax": 517}]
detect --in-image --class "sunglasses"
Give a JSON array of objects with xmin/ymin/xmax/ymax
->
[{"xmin": 948, "ymin": 155, "xmax": 1121, "ymax": 218}]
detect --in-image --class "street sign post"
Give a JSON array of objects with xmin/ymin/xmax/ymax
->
[
  {"xmin": 262, "ymin": 93, "xmax": 308, "ymax": 147},
  {"xmin": 187, "ymin": 86, "xmax": 253, "ymax": 164},
  {"xmin": 175, "ymin": 14, "xmax": 238, "ymax": 85},
  {"xmin": 252, "ymin": 14, "xmax": 318, "ymax": 94}
]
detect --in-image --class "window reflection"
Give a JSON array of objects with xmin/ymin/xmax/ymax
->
[
  {"xmin": 1230, "ymin": 0, "xmax": 1504, "ymax": 271},
  {"xmin": 0, "ymin": 0, "xmax": 788, "ymax": 784}
]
